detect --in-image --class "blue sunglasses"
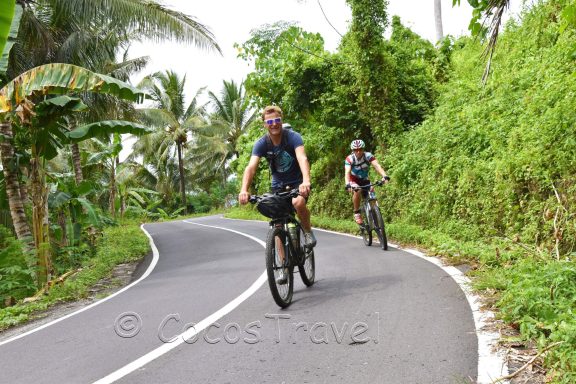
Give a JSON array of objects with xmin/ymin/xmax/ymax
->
[{"xmin": 265, "ymin": 117, "xmax": 282, "ymax": 126}]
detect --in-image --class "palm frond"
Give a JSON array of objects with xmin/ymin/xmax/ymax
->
[
  {"xmin": 105, "ymin": 55, "xmax": 149, "ymax": 81},
  {"xmin": 138, "ymin": 108, "xmax": 179, "ymax": 129},
  {"xmin": 51, "ymin": 0, "xmax": 221, "ymax": 53},
  {"xmin": 480, "ymin": 0, "xmax": 510, "ymax": 84}
]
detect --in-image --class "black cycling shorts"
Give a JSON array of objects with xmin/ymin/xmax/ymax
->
[{"xmin": 353, "ymin": 179, "xmax": 371, "ymax": 198}]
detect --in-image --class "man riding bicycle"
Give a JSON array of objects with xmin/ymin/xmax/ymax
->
[
  {"xmin": 345, "ymin": 139, "xmax": 390, "ymax": 224},
  {"xmin": 238, "ymin": 105, "xmax": 317, "ymax": 248}
]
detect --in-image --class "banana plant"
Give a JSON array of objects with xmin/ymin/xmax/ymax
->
[
  {"xmin": 49, "ymin": 178, "xmax": 101, "ymax": 248},
  {"xmin": 115, "ymin": 162, "xmax": 159, "ymax": 219},
  {"xmin": 0, "ymin": 62, "xmax": 148, "ymax": 287},
  {"xmin": 0, "ymin": 0, "xmax": 22, "ymax": 76},
  {"xmin": 84, "ymin": 134, "xmax": 130, "ymax": 217}
]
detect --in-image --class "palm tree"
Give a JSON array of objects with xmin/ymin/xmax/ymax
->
[
  {"xmin": 453, "ymin": 0, "xmax": 511, "ymax": 83},
  {"xmin": 189, "ymin": 79, "xmax": 257, "ymax": 185},
  {"xmin": 7, "ymin": 0, "xmax": 217, "ymax": 186},
  {"xmin": 124, "ymin": 153, "xmax": 182, "ymax": 212},
  {"xmin": 0, "ymin": 121, "xmax": 31, "ymax": 240},
  {"xmin": 434, "ymin": 0, "xmax": 443, "ymax": 42},
  {"xmin": 5, "ymin": 0, "xmax": 220, "ymax": 159},
  {"xmin": 68, "ymin": 52, "xmax": 150, "ymax": 186},
  {"xmin": 134, "ymin": 71, "xmax": 207, "ymax": 213},
  {"xmin": 1, "ymin": 0, "xmax": 221, "ymax": 240}
]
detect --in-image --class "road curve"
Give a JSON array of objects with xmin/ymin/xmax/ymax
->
[{"xmin": 0, "ymin": 215, "xmax": 481, "ymax": 384}]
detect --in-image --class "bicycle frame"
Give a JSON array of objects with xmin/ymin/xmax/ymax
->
[
  {"xmin": 363, "ymin": 191, "xmax": 378, "ymax": 226},
  {"xmin": 250, "ymin": 188, "xmax": 306, "ymax": 267},
  {"xmin": 250, "ymin": 188, "xmax": 316, "ymax": 307},
  {"xmin": 349, "ymin": 181, "xmax": 388, "ymax": 250},
  {"xmin": 351, "ymin": 182, "xmax": 381, "ymax": 230},
  {"xmin": 269, "ymin": 215, "xmax": 304, "ymax": 267}
]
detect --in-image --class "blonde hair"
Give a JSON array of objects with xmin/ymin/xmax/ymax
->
[{"xmin": 261, "ymin": 105, "xmax": 283, "ymax": 120}]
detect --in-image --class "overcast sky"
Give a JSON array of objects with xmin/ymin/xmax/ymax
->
[{"xmin": 129, "ymin": 0, "xmax": 527, "ymax": 106}]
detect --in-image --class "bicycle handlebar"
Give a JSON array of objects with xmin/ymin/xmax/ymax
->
[
  {"xmin": 248, "ymin": 188, "xmax": 300, "ymax": 204},
  {"xmin": 345, "ymin": 178, "xmax": 389, "ymax": 191}
]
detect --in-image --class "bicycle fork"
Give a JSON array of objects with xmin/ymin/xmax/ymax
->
[
  {"xmin": 272, "ymin": 223, "xmax": 298, "ymax": 268},
  {"xmin": 368, "ymin": 199, "xmax": 382, "ymax": 228}
]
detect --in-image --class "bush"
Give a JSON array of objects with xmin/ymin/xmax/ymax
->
[{"xmin": 0, "ymin": 226, "xmax": 35, "ymax": 307}]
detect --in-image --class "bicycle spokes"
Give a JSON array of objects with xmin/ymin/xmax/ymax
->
[{"xmin": 266, "ymin": 227, "xmax": 293, "ymax": 308}]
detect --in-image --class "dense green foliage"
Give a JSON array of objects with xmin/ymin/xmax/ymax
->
[
  {"xmin": 346, "ymin": 0, "xmax": 399, "ymax": 138},
  {"xmin": 385, "ymin": 1, "xmax": 576, "ymax": 259}
]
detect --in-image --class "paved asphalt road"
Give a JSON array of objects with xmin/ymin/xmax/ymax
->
[{"xmin": 0, "ymin": 215, "xmax": 477, "ymax": 383}]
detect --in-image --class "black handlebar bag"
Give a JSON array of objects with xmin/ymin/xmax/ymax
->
[{"xmin": 256, "ymin": 194, "xmax": 295, "ymax": 219}]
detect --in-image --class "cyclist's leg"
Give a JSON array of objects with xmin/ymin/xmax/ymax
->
[
  {"xmin": 353, "ymin": 191, "xmax": 362, "ymax": 224},
  {"xmin": 293, "ymin": 196, "xmax": 310, "ymax": 230},
  {"xmin": 352, "ymin": 189, "xmax": 361, "ymax": 211},
  {"xmin": 277, "ymin": 182, "xmax": 315, "ymax": 248},
  {"xmin": 293, "ymin": 196, "xmax": 316, "ymax": 247},
  {"xmin": 270, "ymin": 186, "xmax": 288, "ymax": 272}
]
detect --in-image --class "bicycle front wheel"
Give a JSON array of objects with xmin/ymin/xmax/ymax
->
[
  {"xmin": 371, "ymin": 205, "xmax": 388, "ymax": 250},
  {"xmin": 362, "ymin": 203, "xmax": 372, "ymax": 246},
  {"xmin": 266, "ymin": 226, "xmax": 294, "ymax": 307},
  {"xmin": 297, "ymin": 227, "xmax": 315, "ymax": 286}
]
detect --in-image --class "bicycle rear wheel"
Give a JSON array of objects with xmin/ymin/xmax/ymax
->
[
  {"xmin": 297, "ymin": 227, "xmax": 315, "ymax": 286},
  {"xmin": 266, "ymin": 226, "xmax": 293, "ymax": 308},
  {"xmin": 362, "ymin": 203, "xmax": 372, "ymax": 246},
  {"xmin": 371, "ymin": 205, "xmax": 388, "ymax": 250}
]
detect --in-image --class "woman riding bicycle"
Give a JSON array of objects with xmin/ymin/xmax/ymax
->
[{"xmin": 344, "ymin": 139, "xmax": 390, "ymax": 224}]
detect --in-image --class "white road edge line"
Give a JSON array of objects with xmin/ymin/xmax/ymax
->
[
  {"xmin": 92, "ymin": 220, "xmax": 267, "ymax": 384},
  {"xmin": 223, "ymin": 217, "xmax": 509, "ymax": 384},
  {"xmin": 0, "ymin": 224, "xmax": 160, "ymax": 347}
]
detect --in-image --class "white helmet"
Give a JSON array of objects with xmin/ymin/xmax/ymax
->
[{"xmin": 350, "ymin": 139, "xmax": 365, "ymax": 150}]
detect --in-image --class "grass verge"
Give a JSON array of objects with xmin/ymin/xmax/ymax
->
[{"xmin": 0, "ymin": 219, "xmax": 149, "ymax": 331}]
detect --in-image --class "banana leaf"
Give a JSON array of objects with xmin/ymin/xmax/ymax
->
[
  {"xmin": 33, "ymin": 96, "xmax": 89, "ymax": 160},
  {"xmin": 0, "ymin": 0, "xmax": 21, "ymax": 75},
  {"xmin": 0, "ymin": 63, "xmax": 147, "ymax": 114},
  {"xmin": 67, "ymin": 120, "xmax": 152, "ymax": 142}
]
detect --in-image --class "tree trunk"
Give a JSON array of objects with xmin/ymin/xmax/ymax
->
[
  {"xmin": 434, "ymin": 0, "xmax": 444, "ymax": 42},
  {"xmin": 177, "ymin": 141, "xmax": 187, "ymax": 214},
  {"xmin": 19, "ymin": 166, "xmax": 29, "ymax": 204},
  {"xmin": 71, "ymin": 143, "xmax": 83, "ymax": 184},
  {"xmin": 109, "ymin": 159, "xmax": 116, "ymax": 217},
  {"xmin": 57, "ymin": 209, "xmax": 68, "ymax": 247},
  {"xmin": 30, "ymin": 145, "xmax": 52, "ymax": 287},
  {"xmin": 120, "ymin": 195, "xmax": 126, "ymax": 218},
  {"xmin": 0, "ymin": 121, "xmax": 32, "ymax": 241}
]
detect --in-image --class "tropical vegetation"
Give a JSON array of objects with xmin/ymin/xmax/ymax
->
[{"xmin": 1, "ymin": 0, "xmax": 575, "ymax": 381}]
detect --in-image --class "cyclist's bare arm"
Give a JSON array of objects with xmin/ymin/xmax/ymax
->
[
  {"xmin": 295, "ymin": 145, "xmax": 311, "ymax": 197},
  {"xmin": 344, "ymin": 164, "xmax": 352, "ymax": 185},
  {"xmin": 371, "ymin": 159, "xmax": 389, "ymax": 181},
  {"xmin": 239, "ymin": 155, "xmax": 260, "ymax": 204}
]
